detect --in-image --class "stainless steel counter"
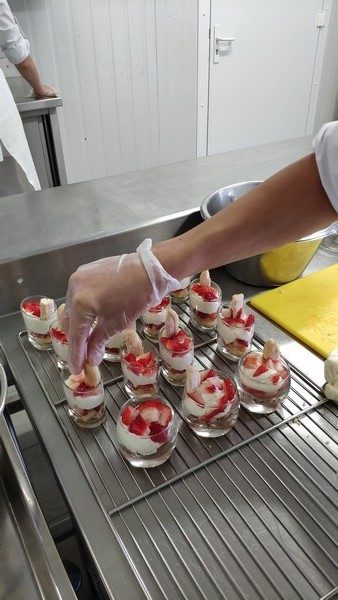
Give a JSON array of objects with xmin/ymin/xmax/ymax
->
[
  {"xmin": 0, "ymin": 210, "xmax": 337, "ymax": 600},
  {"xmin": 7, "ymin": 76, "xmax": 63, "ymax": 113},
  {"xmin": 0, "ymin": 134, "xmax": 311, "ymax": 264}
]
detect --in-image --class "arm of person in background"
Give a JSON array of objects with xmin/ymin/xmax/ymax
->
[
  {"xmin": 0, "ymin": 0, "xmax": 56, "ymax": 97},
  {"xmin": 63, "ymin": 125, "xmax": 338, "ymax": 374}
]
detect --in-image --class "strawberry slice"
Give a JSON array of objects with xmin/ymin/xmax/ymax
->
[
  {"xmin": 245, "ymin": 313, "xmax": 255, "ymax": 329},
  {"xmin": 206, "ymin": 384, "xmax": 218, "ymax": 393},
  {"xmin": 158, "ymin": 405, "xmax": 172, "ymax": 426},
  {"xmin": 139, "ymin": 406, "xmax": 159, "ymax": 423},
  {"xmin": 234, "ymin": 339, "xmax": 249, "ymax": 349},
  {"xmin": 50, "ymin": 327, "xmax": 67, "ymax": 343},
  {"xmin": 223, "ymin": 378, "xmax": 236, "ymax": 401},
  {"xmin": 202, "ymin": 394, "xmax": 228, "ymax": 423},
  {"xmin": 138, "ymin": 399, "xmax": 163, "ymax": 411},
  {"xmin": 200, "ymin": 368, "xmax": 217, "ymax": 382},
  {"xmin": 129, "ymin": 415, "xmax": 150, "ymax": 436},
  {"xmin": 191, "ymin": 283, "xmax": 219, "ymax": 302},
  {"xmin": 23, "ymin": 301, "xmax": 41, "ymax": 317},
  {"xmin": 74, "ymin": 382, "xmax": 95, "ymax": 396},
  {"xmin": 253, "ymin": 364, "xmax": 269, "ymax": 377},
  {"xmin": 121, "ymin": 406, "xmax": 137, "ymax": 426},
  {"xmin": 149, "ymin": 422, "xmax": 168, "ymax": 443},
  {"xmin": 272, "ymin": 373, "xmax": 280, "ymax": 384},
  {"xmin": 149, "ymin": 296, "xmax": 170, "ymax": 312},
  {"xmin": 189, "ymin": 391, "xmax": 204, "ymax": 406}
]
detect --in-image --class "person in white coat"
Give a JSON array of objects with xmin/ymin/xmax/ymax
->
[{"xmin": 0, "ymin": 0, "xmax": 56, "ymax": 192}]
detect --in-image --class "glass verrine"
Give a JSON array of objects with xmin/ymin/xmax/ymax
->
[
  {"xmin": 141, "ymin": 295, "xmax": 171, "ymax": 341},
  {"xmin": 120, "ymin": 339, "xmax": 160, "ymax": 397},
  {"xmin": 20, "ymin": 295, "xmax": 57, "ymax": 350},
  {"xmin": 189, "ymin": 278, "xmax": 222, "ymax": 331},
  {"xmin": 61, "ymin": 367, "xmax": 106, "ymax": 428},
  {"xmin": 104, "ymin": 323, "xmax": 136, "ymax": 362},
  {"xmin": 50, "ymin": 318, "xmax": 68, "ymax": 368},
  {"xmin": 236, "ymin": 350, "xmax": 291, "ymax": 414},
  {"xmin": 217, "ymin": 304, "xmax": 255, "ymax": 361},
  {"xmin": 170, "ymin": 277, "xmax": 191, "ymax": 304},
  {"xmin": 116, "ymin": 395, "xmax": 179, "ymax": 467},
  {"xmin": 181, "ymin": 369, "xmax": 239, "ymax": 438},
  {"xmin": 159, "ymin": 323, "xmax": 194, "ymax": 386}
]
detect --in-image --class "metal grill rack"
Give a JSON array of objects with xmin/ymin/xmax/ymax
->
[{"xmin": 19, "ymin": 300, "xmax": 329, "ymax": 514}]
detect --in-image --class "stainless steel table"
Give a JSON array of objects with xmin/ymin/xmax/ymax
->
[{"xmin": 0, "ymin": 209, "xmax": 337, "ymax": 600}]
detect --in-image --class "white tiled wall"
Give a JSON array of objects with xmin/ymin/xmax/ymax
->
[{"xmin": 10, "ymin": 0, "xmax": 198, "ymax": 184}]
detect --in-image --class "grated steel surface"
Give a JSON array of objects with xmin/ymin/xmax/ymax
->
[{"xmin": 18, "ymin": 301, "xmax": 338, "ymax": 599}]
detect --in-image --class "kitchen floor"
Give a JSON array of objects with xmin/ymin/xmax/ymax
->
[{"xmin": 8, "ymin": 386, "xmax": 99, "ymax": 600}]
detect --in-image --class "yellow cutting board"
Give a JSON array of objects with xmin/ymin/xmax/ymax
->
[{"xmin": 250, "ymin": 264, "xmax": 338, "ymax": 358}]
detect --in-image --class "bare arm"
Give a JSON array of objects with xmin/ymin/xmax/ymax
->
[
  {"xmin": 15, "ymin": 55, "xmax": 55, "ymax": 97},
  {"xmin": 153, "ymin": 154, "xmax": 337, "ymax": 279}
]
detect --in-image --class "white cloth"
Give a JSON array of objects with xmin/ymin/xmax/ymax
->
[
  {"xmin": 0, "ymin": 0, "xmax": 29, "ymax": 64},
  {"xmin": 0, "ymin": 69, "xmax": 40, "ymax": 189},
  {"xmin": 312, "ymin": 121, "xmax": 338, "ymax": 213}
]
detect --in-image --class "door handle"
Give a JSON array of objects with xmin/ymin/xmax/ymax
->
[{"xmin": 213, "ymin": 25, "xmax": 235, "ymax": 63}]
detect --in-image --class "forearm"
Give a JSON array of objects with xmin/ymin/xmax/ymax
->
[
  {"xmin": 153, "ymin": 154, "xmax": 336, "ymax": 279},
  {"xmin": 15, "ymin": 55, "xmax": 43, "ymax": 94}
]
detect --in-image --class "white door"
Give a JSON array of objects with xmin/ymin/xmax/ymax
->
[{"xmin": 207, "ymin": 0, "xmax": 327, "ymax": 155}]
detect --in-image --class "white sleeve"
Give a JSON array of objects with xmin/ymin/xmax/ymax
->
[
  {"xmin": 311, "ymin": 121, "xmax": 338, "ymax": 213},
  {"xmin": 0, "ymin": 0, "xmax": 30, "ymax": 64}
]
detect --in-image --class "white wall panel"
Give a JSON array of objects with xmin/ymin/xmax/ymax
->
[{"xmin": 10, "ymin": 0, "xmax": 198, "ymax": 184}]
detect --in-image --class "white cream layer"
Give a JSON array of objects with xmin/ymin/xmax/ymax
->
[
  {"xmin": 121, "ymin": 363, "xmax": 158, "ymax": 387},
  {"xmin": 64, "ymin": 386, "xmax": 104, "ymax": 410},
  {"xmin": 51, "ymin": 337, "xmax": 68, "ymax": 361},
  {"xmin": 142, "ymin": 310, "xmax": 168, "ymax": 326},
  {"xmin": 160, "ymin": 345, "xmax": 194, "ymax": 370},
  {"xmin": 240, "ymin": 366, "xmax": 285, "ymax": 393},
  {"xmin": 217, "ymin": 319, "xmax": 253, "ymax": 344},
  {"xmin": 117, "ymin": 421, "xmax": 161, "ymax": 455},
  {"xmin": 182, "ymin": 393, "xmax": 232, "ymax": 419},
  {"xmin": 189, "ymin": 289, "xmax": 220, "ymax": 314},
  {"xmin": 22, "ymin": 311, "xmax": 56, "ymax": 334}
]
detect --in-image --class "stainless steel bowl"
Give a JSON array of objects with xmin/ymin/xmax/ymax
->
[
  {"xmin": 201, "ymin": 181, "xmax": 337, "ymax": 286},
  {"xmin": 0, "ymin": 363, "xmax": 7, "ymax": 417}
]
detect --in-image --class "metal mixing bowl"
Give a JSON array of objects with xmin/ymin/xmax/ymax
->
[{"xmin": 200, "ymin": 181, "xmax": 337, "ymax": 287}]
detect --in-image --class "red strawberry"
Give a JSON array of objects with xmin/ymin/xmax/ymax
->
[
  {"xmin": 272, "ymin": 373, "xmax": 280, "ymax": 384},
  {"xmin": 223, "ymin": 378, "xmax": 236, "ymax": 400},
  {"xmin": 189, "ymin": 391, "xmax": 204, "ymax": 406},
  {"xmin": 23, "ymin": 301, "xmax": 41, "ymax": 317},
  {"xmin": 149, "ymin": 296, "xmax": 170, "ymax": 312},
  {"xmin": 279, "ymin": 369, "xmax": 289, "ymax": 381},
  {"xmin": 129, "ymin": 415, "xmax": 150, "ymax": 436},
  {"xmin": 234, "ymin": 339, "xmax": 248, "ymax": 349},
  {"xmin": 206, "ymin": 384, "xmax": 218, "ymax": 393},
  {"xmin": 243, "ymin": 354, "xmax": 261, "ymax": 369},
  {"xmin": 196, "ymin": 310, "xmax": 217, "ymax": 320},
  {"xmin": 253, "ymin": 364, "xmax": 269, "ymax": 377},
  {"xmin": 74, "ymin": 382, "xmax": 95, "ymax": 396},
  {"xmin": 245, "ymin": 313, "xmax": 255, "ymax": 329},
  {"xmin": 51, "ymin": 327, "xmax": 67, "ymax": 343},
  {"xmin": 158, "ymin": 405, "xmax": 172, "ymax": 426},
  {"xmin": 139, "ymin": 399, "xmax": 163, "ymax": 411},
  {"xmin": 121, "ymin": 406, "xmax": 136, "ymax": 426},
  {"xmin": 149, "ymin": 422, "xmax": 168, "ymax": 443},
  {"xmin": 200, "ymin": 368, "xmax": 217, "ymax": 382},
  {"xmin": 202, "ymin": 394, "xmax": 228, "ymax": 423},
  {"xmin": 191, "ymin": 283, "xmax": 219, "ymax": 302}
]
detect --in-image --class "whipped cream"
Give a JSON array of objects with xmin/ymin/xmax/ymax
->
[
  {"xmin": 324, "ymin": 349, "xmax": 338, "ymax": 402},
  {"xmin": 217, "ymin": 320, "xmax": 253, "ymax": 344},
  {"xmin": 52, "ymin": 337, "xmax": 68, "ymax": 362},
  {"xmin": 22, "ymin": 312, "xmax": 54, "ymax": 335},
  {"xmin": 240, "ymin": 366, "xmax": 284, "ymax": 393},
  {"xmin": 64, "ymin": 387, "xmax": 103, "ymax": 410},
  {"xmin": 142, "ymin": 310, "xmax": 168, "ymax": 326},
  {"xmin": 116, "ymin": 421, "xmax": 160, "ymax": 455},
  {"xmin": 121, "ymin": 363, "xmax": 157, "ymax": 387},
  {"xmin": 189, "ymin": 289, "xmax": 220, "ymax": 314},
  {"xmin": 160, "ymin": 345, "xmax": 194, "ymax": 370}
]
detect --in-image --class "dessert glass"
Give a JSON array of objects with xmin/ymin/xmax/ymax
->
[
  {"xmin": 159, "ymin": 324, "xmax": 194, "ymax": 387},
  {"xmin": 217, "ymin": 305, "xmax": 255, "ymax": 361},
  {"xmin": 181, "ymin": 369, "xmax": 239, "ymax": 438},
  {"xmin": 189, "ymin": 279, "xmax": 222, "ymax": 331},
  {"xmin": 61, "ymin": 368, "xmax": 106, "ymax": 428},
  {"xmin": 20, "ymin": 295, "xmax": 57, "ymax": 350},
  {"xmin": 120, "ymin": 339, "xmax": 160, "ymax": 397},
  {"xmin": 116, "ymin": 395, "xmax": 179, "ymax": 467},
  {"xmin": 50, "ymin": 318, "xmax": 68, "ymax": 368},
  {"xmin": 236, "ymin": 351, "xmax": 291, "ymax": 414},
  {"xmin": 170, "ymin": 277, "xmax": 191, "ymax": 304},
  {"xmin": 141, "ymin": 296, "xmax": 171, "ymax": 341},
  {"xmin": 104, "ymin": 323, "xmax": 136, "ymax": 362}
]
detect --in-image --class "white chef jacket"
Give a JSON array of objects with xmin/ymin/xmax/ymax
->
[
  {"xmin": 312, "ymin": 121, "xmax": 338, "ymax": 213},
  {"xmin": 0, "ymin": 0, "xmax": 29, "ymax": 64},
  {"xmin": 0, "ymin": 0, "xmax": 40, "ymax": 190}
]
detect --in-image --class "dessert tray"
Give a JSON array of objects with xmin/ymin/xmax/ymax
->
[{"xmin": 18, "ymin": 299, "xmax": 327, "ymax": 515}]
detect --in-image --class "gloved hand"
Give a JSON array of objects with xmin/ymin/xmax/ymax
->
[{"xmin": 62, "ymin": 239, "xmax": 181, "ymax": 373}]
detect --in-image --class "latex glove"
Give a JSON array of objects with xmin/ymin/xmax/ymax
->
[{"xmin": 63, "ymin": 239, "xmax": 181, "ymax": 373}]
